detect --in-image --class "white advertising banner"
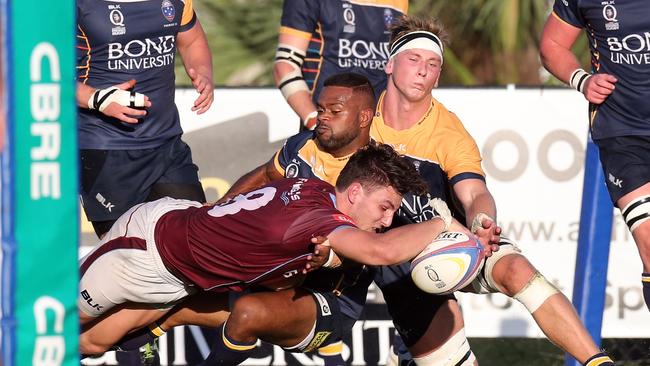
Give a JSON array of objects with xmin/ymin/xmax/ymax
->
[{"xmin": 123, "ymin": 87, "xmax": 649, "ymax": 339}]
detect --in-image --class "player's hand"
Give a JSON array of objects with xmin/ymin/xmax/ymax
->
[
  {"xmin": 303, "ymin": 236, "xmax": 332, "ymax": 273},
  {"xmin": 94, "ymin": 79, "xmax": 151, "ymax": 124},
  {"xmin": 188, "ymin": 68, "xmax": 214, "ymax": 114},
  {"xmin": 472, "ymin": 215, "xmax": 501, "ymax": 257},
  {"xmin": 582, "ymin": 73, "xmax": 617, "ymax": 104}
]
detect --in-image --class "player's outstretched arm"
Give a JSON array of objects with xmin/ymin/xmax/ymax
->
[
  {"xmin": 178, "ymin": 18, "xmax": 214, "ymax": 114},
  {"xmin": 452, "ymin": 178, "xmax": 500, "ymax": 255},
  {"xmin": 217, "ymin": 158, "xmax": 284, "ymax": 203},
  {"xmin": 540, "ymin": 14, "xmax": 617, "ymax": 104},
  {"xmin": 326, "ymin": 217, "xmax": 448, "ymax": 266},
  {"xmin": 76, "ymin": 80, "xmax": 151, "ymax": 123}
]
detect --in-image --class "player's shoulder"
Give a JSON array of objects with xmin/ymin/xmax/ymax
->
[{"xmin": 282, "ymin": 130, "xmax": 316, "ymax": 155}]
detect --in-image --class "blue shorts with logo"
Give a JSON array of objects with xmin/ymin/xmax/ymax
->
[
  {"xmin": 80, "ymin": 135, "xmax": 205, "ymax": 224},
  {"xmin": 597, "ymin": 135, "xmax": 650, "ymax": 204}
]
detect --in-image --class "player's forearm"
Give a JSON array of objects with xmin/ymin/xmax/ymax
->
[
  {"xmin": 76, "ymin": 82, "xmax": 95, "ymax": 109},
  {"xmin": 273, "ymin": 62, "xmax": 316, "ymax": 121},
  {"xmin": 463, "ymin": 191, "xmax": 497, "ymax": 228}
]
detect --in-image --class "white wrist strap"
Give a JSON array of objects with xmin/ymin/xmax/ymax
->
[
  {"xmin": 429, "ymin": 198, "xmax": 451, "ymax": 231},
  {"xmin": 323, "ymin": 249, "xmax": 336, "ymax": 268},
  {"xmin": 88, "ymin": 87, "xmax": 146, "ymax": 112},
  {"xmin": 470, "ymin": 212, "xmax": 495, "ymax": 234},
  {"xmin": 569, "ymin": 68, "xmax": 591, "ymax": 93}
]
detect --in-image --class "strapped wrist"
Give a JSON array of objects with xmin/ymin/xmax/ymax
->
[{"xmin": 569, "ymin": 68, "xmax": 591, "ymax": 93}]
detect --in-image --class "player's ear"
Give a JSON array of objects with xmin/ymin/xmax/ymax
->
[
  {"xmin": 358, "ymin": 107, "xmax": 373, "ymax": 128},
  {"xmin": 347, "ymin": 182, "xmax": 364, "ymax": 204},
  {"xmin": 385, "ymin": 58, "xmax": 394, "ymax": 75}
]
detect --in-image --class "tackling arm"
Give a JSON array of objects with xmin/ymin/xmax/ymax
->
[
  {"xmin": 177, "ymin": 18, "xmax": 214, "ymax": 114},
  {"xmin": 326, "ymin": 217, "xmax": 450, "ymax": 265},
  {"xmin": 218, "ymin": 158, "xmax": 284, "ymax": 203},
  {"xmin": 273, "ymin": 33, "xmax": 317, "ymax": 129}
]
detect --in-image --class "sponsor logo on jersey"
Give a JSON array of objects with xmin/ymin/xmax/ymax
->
[
  {"xmin": 607, "ymin": 32, "xmax": 650, "ymax": 65},
  {"xmin": 108, "ymin": 5, "xmax": 126, "ymax": 36},
  {"xmin": 383, "ymin": 8, "xmax": 394, "ymax": 32},
  {"xmin": 333, "ymin": 214, "xmax": 355, "ymax": 225},
  {"xmin": 342, "ymin": 2, "xmax": 356, "ymax": 34},
  {"xmin": 107, "ymin": 36, "xmax": 176, "ymax": 70},
  {"xmin": 80, "ymin": 289, "xmax": 104, "ymax": 312},
  {"xmin": 161, "ymin": 0, "xmax": 176, "ymax": 22},
  {"xmin": 286, "ymin": 162, "xmax": 300, "ymax": 178},
  {"xmin": 338, "ymin": 39, "xmax": 390, "ymax": 70},
  {"xmin": 603, "ymin": 3, "xmax": 619, "ymax": 31}
]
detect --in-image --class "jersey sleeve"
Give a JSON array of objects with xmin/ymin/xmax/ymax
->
[
  {"xmin": 273, "ymin": 131, "xmax": 314, "ymax": 175},
  {"xmin": 552, "ymin": 0, "xmax": 584, "ymax": 29},
  {"xmin": 283, "ymin": 208, "xmax": 356, "ymax": 244},
  {"xmin": 279, "ymin": 0, "xmax": 319, "ymax": 40},
  {"xmin": 441, "ymin": 112, "xmax": 485, "ymax": 185},
  {"xmin": 179, "ymin": 0, "xmax": 197, "ymax": 31}
]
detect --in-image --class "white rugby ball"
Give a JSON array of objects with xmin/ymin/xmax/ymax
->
[{"xmin": 410, "ymin": 231, "xmax": 485, "ymax": 295}]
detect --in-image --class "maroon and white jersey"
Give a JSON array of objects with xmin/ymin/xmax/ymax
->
[{"xmin": 155, "ymin": 178, "xmax": 356, "ymax": 292}]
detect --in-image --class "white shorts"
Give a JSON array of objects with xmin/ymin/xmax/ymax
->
[{"xmin": 78, "ymin": 197, "xmax": 202, "ymax": 317}]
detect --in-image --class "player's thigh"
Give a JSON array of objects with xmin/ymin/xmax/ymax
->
[
  {"xmin": 375, "ymin": 263, "xmax": 458, "ymax": 348},
  {"xmin": 159, "ymin": 291, "xmax": 231, "ymax": 329},
  {"xmin": 80, "ymin": 304, "xmax": 171, "ymax": 354},
  {"xmin": 151, "ymin": 136, "xmax": 205, "ymax": 202},
  {"xmin": 228, "ymin": 288, "xmax": 318, "ymax": 345},
  {"xmin": 79, "ymin": 148, "xmax": 168, "ymax": 224},
  {"xmin": 597, "ymin": 135, "xmax": 650, "ymax": 206}
]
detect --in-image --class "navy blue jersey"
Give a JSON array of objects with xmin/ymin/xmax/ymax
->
[
  {"xmin": 77, "ymin": 0, "xmax": 196, "ymax": 149},
  {"xmin": 279, "ymin": 0, "xmax": 407, "ymax": 102},
  {"xmin": 553, "ymin": 0, "xmax": 650, "ymax": 140},
  {"xmin": 272, "ymin": 131, "xmax": 373, "ymax": 321}
]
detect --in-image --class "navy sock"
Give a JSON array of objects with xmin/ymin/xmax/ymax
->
[
  {"xmin": 641, "ymin": 273, "xmax": 650, "ymax": 310},
  {"xmin": 199, "ymin": 324, "xmax": 256, "ymax": 366},
  {"xmin": 115, "ymin": 324, "xmax": 160, "ymax": 351},
  {"xmin": 583, "ymin": 351, "xmax": 614, "ymax": 366}
]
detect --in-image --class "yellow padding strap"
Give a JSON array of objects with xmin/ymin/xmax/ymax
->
[{"xmin": 148, "ymin": 323, "xmax": 166, "ymax": 338}]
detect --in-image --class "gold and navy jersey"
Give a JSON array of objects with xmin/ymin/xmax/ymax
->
[
  {"xmin": 273, "ymin": 131, "xmax": 352, "ymax": 186},
  {"xmin": 77, "ymin": 0, "xmax": 196, "ymax": 149},
  {"xmin": 553, "ymin": 0, "xmax": 650, "ymax": 140},
  {"xmin": 279, "ymin": 0, "xmax": 407, "ymax": 102},
  {"xmin": 370, "ymin": 92, "xmax": 485, "ymax": 224}
]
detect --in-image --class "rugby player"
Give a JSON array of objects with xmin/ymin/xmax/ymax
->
[
  {"xmin": 541, "ymin": 0, "xmax": 650, "ymax": 313},
  {"xmin": 274, "ymin": 0, "xmax": 407, "ymax": 130},
  {"xmin": 78, "ymin": 142, "xmax": 483, "ymax": 358},
  {"xmin": 371, "ymin": 15, "xmax": 615, "ymax": 366}
]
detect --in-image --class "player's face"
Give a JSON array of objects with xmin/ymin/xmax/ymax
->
[
  {"xmin": 349, "ymin": 184, "xmax": 402, "ymax": 232},
  {"xmin": 385, "ymin": 49, "xmax": 441, "ymax": 102},
  {"xmin": 315, "ymin": 86, "xmax": 363, "ymax": 154}
]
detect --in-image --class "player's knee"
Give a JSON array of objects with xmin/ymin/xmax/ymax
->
[
  {"xmin": 621, "ymin": 194, "xmax": 650, "ymax": 234},
  {"xmin": 491, "ymin": 253, "xmax": 537, "ymax": 296},
  {"xmin": 513, "ymin": 272, "xmax": 559, "ymax": 314},
  {"xmin": 228, "ymin": 296, "xmax": 271, "ymax": 338},
  {"xmin": 412, "ymin": 328, "xmax": 475, "ymax": 366}
]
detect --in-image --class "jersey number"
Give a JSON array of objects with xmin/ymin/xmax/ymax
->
[{"xmin": 208, "ymin": 187, "xmax": 276, "ymax": 218}]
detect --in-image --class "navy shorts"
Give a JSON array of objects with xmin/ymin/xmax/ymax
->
[
  {"xmin": 374, "ymin": 262, "xmax": 456, "ymax": 347},
  {"xmin": 80, "ymin": 135, "xmax": 205, "ymax": 224},
  {"xmin": 286, "ymin": 290, "xmax": 354, "ymax": 353},
  {"xmin": 597, "ymin": 135, "xmax": 650, "ymax": 204}
]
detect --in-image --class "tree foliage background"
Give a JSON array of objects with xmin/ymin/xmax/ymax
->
[{"xmin": 177, "ymin": 0, "xmax": 589, "ymax": 87}]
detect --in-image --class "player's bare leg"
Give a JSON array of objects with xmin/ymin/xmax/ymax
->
[
  {"xmin": 198, "ymin": 288, "xmax": 320, "ymax": 365},
  {"xmin": 490, "ymin": 253, "xmax": 605, "ymax": 364},
  {"xmin": 405, "ymin": 299, "xmax": 477, "ymax": 365},
  {"xmin": 80, "ymin": 304, "xmax": 171, "ymax": 355},
  {"xmin": 617, "ymin": 182, "xmax": 650, "ymax": 311}
]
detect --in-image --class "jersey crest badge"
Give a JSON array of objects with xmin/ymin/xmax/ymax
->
[{"xmin": 161, "ymin": 0, "xmax": 176, "ymax": 22}]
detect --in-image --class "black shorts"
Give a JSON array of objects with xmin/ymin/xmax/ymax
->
[
  {"xmin": 80, "ymin": 135, "xmax": 205, "ymax": 223},
  {"xmin": 374, "ymin": 263, "xmax": 456, "ymax": 347},
  {"xmin": 285, "ymin": 291, "xmax": 354, "ymax": 353},
  {"xmin": 597, "ymin": 135, "xmax": 650, "ymax": 203}
]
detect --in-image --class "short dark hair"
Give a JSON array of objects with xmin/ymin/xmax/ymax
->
[
  {"xmin": 323, "ymin": 72, "xmax": 375, "ymax": 104},
  {"xmin": 336, "ymin": 143, "xmax": 428, "ymax": 196}
]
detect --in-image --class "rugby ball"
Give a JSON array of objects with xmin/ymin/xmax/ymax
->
[{"xmin": 410, "ymin": 231, "xmax": 485, "ymax": 295}]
